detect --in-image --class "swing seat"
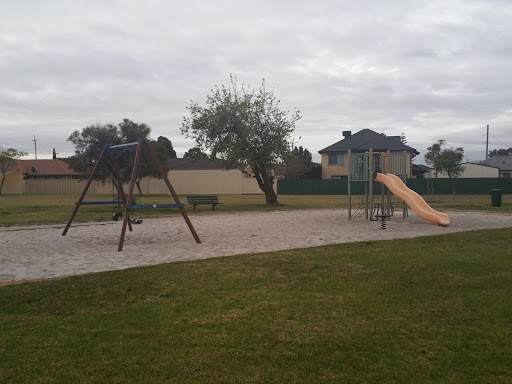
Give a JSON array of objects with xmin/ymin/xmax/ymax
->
[{"xmin": 130, "ymin": 218, "xmax": 143, "ymax": 225}]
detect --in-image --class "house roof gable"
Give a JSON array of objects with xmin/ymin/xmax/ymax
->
[
  {"xmin": 318, "ymin": 129, "xmax": 416, "ymax": 153},
  {"xmin": 480, "ymin": 155, "xmax": 512, "ymax": 170},
  {"xmin": 14, "ymin": 159, "xmax": 79, "ymax": 176}
]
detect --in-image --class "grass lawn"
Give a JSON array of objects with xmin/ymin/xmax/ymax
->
[
  {"xmin": 1, "ymin": 228, "xmax": 511, "ymax": 383},
  {"xmin": 0, "ymin": 193, "xmax": 510, "ymax": 227}
]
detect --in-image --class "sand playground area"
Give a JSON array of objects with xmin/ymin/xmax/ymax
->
[{"xmin": 1, "ymin": 209, "xmax": 511, "ymax": 285}]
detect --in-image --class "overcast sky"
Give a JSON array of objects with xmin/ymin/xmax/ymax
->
[{"xmin": 1, "ymin": 0, "xmax": 511, "ymax": 164}]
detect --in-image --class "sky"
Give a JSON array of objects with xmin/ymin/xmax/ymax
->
[{"xmin": 1, "ymin": 0, "xmax": 511, "ymax": 164}]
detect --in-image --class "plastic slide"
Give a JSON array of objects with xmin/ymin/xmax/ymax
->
[{"xmin": 376, "ymin": 173, "xmax": 450, "ymax": 226}]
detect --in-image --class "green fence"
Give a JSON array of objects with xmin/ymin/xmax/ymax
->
[{"xmin": 278, "ymin": 178, "xmax": 512, "ymax": 195}]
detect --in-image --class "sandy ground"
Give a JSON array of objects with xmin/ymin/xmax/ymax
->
[{"xmin": 1, "ymin": 209, "xmax": 511, "ymax": 284}]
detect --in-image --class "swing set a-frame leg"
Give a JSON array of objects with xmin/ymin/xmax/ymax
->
[
  {"xmin": 62, "ymin": 144, "xmax": 108, "ymax": 236},
  {"xmin": 117, "ymin": 139, "xmax": 201, "ymax": 251},
  {"xmin": 145, "ymin": 139, "xmax": 201, "ymax": 244}
]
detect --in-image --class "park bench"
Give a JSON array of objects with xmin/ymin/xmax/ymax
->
[{"xmin": 186, "ymin": 195, "xmax": 223, "ymax": 211}]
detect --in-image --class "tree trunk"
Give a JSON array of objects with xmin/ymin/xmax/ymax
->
[
  {"xmin": 254, "ymin": 170, "xmax": 281, "ymax": 206},
  {"xmin": 136, "ymin": 179, "xmax": 143, "ymax": 197},
  {"xmin": 0, "ymin": 174, "xmax": 5, "ymax": 195},
  {"xmin": 449, "ymin": 176, "xmax": 456, "ymax": 194}
]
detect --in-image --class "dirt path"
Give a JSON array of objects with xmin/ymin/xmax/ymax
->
[{"xmin": 1, "ymin": 209, "xmax": 511, "ymax": 285}]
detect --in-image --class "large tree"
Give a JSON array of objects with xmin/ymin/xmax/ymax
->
[
  {"xmin": 183, "ymin": 146, "xmax": 208, "ymax": 158},
  {"xmin": 283, "ymin": 145, "xmax": 313, "ymax": 180},
  {"xmin": 181, "ymin": 76, "xmax": 301, "ymax": 205},
  {"xmin": 424, "ymin": 140, "xmax": 464, "ymax": 193},
  {"xmin": 68, "ymin": 119, "xmax": 168, "ymax": 196},
  {"xmin": 0, "ymin": 147, "xmax": 28, "ymax": 195},
  {"xmin": 157, "ymin": 136, "xmax": 177, "ymax": 158}
]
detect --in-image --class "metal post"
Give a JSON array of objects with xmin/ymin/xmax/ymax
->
[
  {"xmin": 485, "ymin": 124, "xmax": 489, "ymax": 160},
  {"xmin": 364, "ymin": 180, "xmax": 368, "ymax": 220},
  {"xmin": 348, "ymin": 150, "xmax": 352, "ymax": 220},
  {"xmin": 369, "ymin": 149, "xmax": 374, "ymax": 219},
  {"xmin": 403, "ymin": 151, "xmax": 407, "ymax": 218}
]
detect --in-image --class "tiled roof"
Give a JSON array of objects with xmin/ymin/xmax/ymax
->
[
  {"xmin": 13, "ymin": 159, "xmax": 79, "ymax": 176},
  {"xmin": 480, "ymin": 155, "xmax": 512, "ymax": 171},
  {"xmin": 318, "ymin": 128, "xmax": 416, "ymax": 153}
]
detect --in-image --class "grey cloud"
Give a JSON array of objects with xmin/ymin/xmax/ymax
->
[{"xmin": 0, "ymin": 0, "xmax": 510, "ymax": 163}]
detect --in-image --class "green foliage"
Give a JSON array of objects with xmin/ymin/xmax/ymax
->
[
  {"xmin": 424, "ymin": 140, "xmax": 464, "ymax": 192},
  {"xmin": 283, "ymin": 145, "xmax": 313, "ymax": 179},
  {"xmin": 401, "ymin": 133, "xmax": 420, "ymax": 159},
  {"xmin": 489, "ymin": 148, "xmax": 512, "ymax": 157},
  {"xmin": 181, "ymin": 75, "xmax": 301, "ymax": 205},
  {"xmin": 157, "ymin": 136, "xmax": 177, "ymax": 158},
  {"xmin": 183, "ymin": 146, "xmax": 208, "ymax": 158},
  {"xmin": 67, "ymin": 119, "xmax": 169, "ymax": 195},
  {"xmin": 1, "ymin": 229, "xmax": 512, "ymax": 383},
  {"xmin": 0, "ymin": 147, "xmax": 28, "ymax": 195}
]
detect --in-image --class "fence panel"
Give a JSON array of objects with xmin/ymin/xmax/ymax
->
[{"xmin": 278, "ymin": 178, "xmax": 512, "ymax": 195}]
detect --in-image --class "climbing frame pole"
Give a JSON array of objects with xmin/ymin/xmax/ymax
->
[{"xmin": 348, "ymin": 150, "xmax": 352, "ymax": 220}]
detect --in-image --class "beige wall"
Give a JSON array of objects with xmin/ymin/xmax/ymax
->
[
  {"xmin": 430, "ymin": 163, "xmax": 499, "ymax": 178},
  {"xmin": 9, "ymin": 169, "xmax": 269, "ymax": 195},
  {"xmin": 0, "ymin": 172, "xmax": 24, "ymax": 194},
  {"xmin": 321, "ymin": 153, "xmax": 349, "ymax": 179}
]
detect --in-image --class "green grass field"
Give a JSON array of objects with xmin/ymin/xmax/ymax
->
[
  {"xmin": 1, "ymin": 229, "xmax": 511, "ymax": 383},
  {"xmin": 1, "ymin": 193, "xmax": 511, "ymax": 382},
  {"xmin": 0, "ymin": 193, "xmax": 510, "ymax": 226}
]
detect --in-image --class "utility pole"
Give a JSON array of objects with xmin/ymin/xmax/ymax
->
[
  {"xmin": 485, "ymin": 124, "xmax": 489, "ymax": 160},
  {"xmin": 32, "ymin": 135, "xmax": 38, "ymax": 159}
]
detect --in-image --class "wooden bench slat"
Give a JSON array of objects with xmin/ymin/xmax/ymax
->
[{"xmin": 186, "ymin": 195, "xmax": 222, "ymax": 211}]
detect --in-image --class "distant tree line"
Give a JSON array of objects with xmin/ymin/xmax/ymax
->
[{"xmin": 489, "ymin": 148, "xmax": 512, "ymax": 157}]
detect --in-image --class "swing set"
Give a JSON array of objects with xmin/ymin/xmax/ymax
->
[{"xmin": 62, "ymin": 138, "xmax": 201, "ymax": 251}]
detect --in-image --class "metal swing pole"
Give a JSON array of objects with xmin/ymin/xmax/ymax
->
[
  {"xmin": 111, "ymin": 152, "xmax": 133, "ymax": 232},
  {"xmin": 118, "ymin": 139, "xmax": 143, "ymax": 251}
]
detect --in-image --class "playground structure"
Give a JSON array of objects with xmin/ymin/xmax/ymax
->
[
  {"xmin": 348, "ymin": 150, "xmax": 449, "ymax": 226},
  {"xmin": 62, "ymin": 138, "xmax": 201, "ymax": 251}
]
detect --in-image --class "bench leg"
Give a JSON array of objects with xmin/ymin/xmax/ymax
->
[{"xmin": 193, "ymin": 204, "xmax": 197, "ymax": 211}]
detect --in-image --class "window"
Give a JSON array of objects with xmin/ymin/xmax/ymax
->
[{"xmin": 328, "ymin": 153, "xmax": 344, "ymax": 165}]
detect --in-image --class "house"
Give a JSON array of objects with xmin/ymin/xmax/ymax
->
[
  {"xmin": 0, "ymin": 159, "xmax": 80, "ymax": 194},
  {"xmin": 318, "ymin": 129, "xmax": 417, "ymax": 179},
  {"xmin": 412, "ymin": 164, "xmax": 433, "ymax": 179},
  {"xmin": 13, "ymin": 159, "xmax": 80, "ymax": 179},
  {"xmin": 430, "ymin": 162, "xmax": 499, "ymax": 178},
  {"xmin": 479, "ymin": 155, "xmax": 512, "ymax": 178}
]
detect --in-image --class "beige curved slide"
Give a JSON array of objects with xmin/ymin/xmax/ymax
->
[{"xmin": 376, "ymin": 173, "xmax": 450, "ymax": 226}]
